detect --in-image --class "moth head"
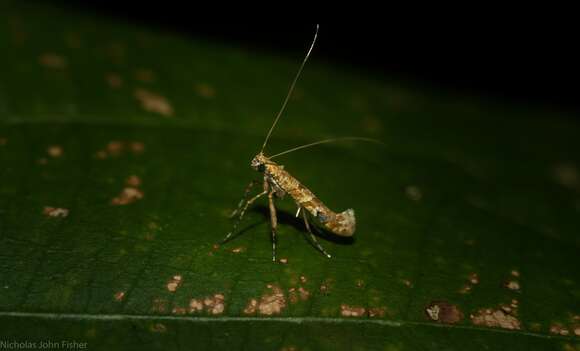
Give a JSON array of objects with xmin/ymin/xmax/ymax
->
[{"xmin": 251, "ymin": 153, "xmax": 268, "ymax": 172}]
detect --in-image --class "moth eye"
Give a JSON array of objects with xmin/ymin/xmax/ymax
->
[{"xmin": 257, "ymin": 164, "xmax": 266, "ymax": 172}]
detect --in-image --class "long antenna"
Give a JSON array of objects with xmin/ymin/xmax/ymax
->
[
  {"xmin": 260, "ymin": 24, "xmax": 319, "ymax": 152},
  {"xmin": 269, "ymin": 137, "xmax": 385, "ymax": 159}
]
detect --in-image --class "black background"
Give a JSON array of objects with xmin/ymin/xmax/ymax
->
[{"xmin": 43, "ymin": 2, "xmax": 580, "ymax": 115}]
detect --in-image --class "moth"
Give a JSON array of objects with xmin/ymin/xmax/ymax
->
[{"xmin": 221, "ymin": 25, "xmax": 378, "ymax": 261}]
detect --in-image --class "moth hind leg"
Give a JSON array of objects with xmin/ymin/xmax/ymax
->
[
  {"xmin": 302, "ymin": 210, "xmax": 332, "ymax": 259},
  {"xmin": 268, "ymin": 190, "xmax": 278, "ymax": 262}
]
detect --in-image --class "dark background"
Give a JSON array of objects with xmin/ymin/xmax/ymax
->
[{"xmin": 45, "ymin": 2, "xmax": 580, "ymax": 114}]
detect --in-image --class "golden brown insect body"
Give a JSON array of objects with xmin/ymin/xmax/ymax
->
[
  {"xmin": 220, "ymin": 25, "xmax": 371, "ymax": 261},
  {"xmin": 252, "ymin": 153, "xmax": 355, "ymax": 236}
]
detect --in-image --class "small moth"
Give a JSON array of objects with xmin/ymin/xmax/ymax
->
[{"xmin": 221, "ymin": 25, "xmax": 378, "ymax": 261}]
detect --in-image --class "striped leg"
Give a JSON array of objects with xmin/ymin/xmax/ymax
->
[
  {"xmin": 221, "ymin": 189, "xmax": 267, "ymax": 244},
  {"xmin": 302, "ymin": 210, "xmax": 332, "ymax": 258},
  {"xmin": 229, "ymin": 180, "xmax": 257, "ymax": 218},
  {"xmin": 268, "ymin": 190, "xmax": 278, "ymax": 262}
]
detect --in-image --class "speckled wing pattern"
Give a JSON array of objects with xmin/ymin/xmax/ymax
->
[{"xmin": 265, "ymin": 162, "xmax": 356, "ymax": 237}]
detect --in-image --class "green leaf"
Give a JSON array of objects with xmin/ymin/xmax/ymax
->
[{"xmin": 1, "ymin": 3, "xmax": 579, "ymax": 350}]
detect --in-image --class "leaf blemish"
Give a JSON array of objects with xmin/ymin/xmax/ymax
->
[
  {"xmin": 189, "ymin": 299, "xmax": 203, "ymax": 313},
  {"xmin": 43, "ymin": 206, "xmax": 69, "ymax": 218},
  {"xmin": 504, "ymin": 280, "xmax": 520, "ymax": 291},
  {"xmin": 39, "ymin": 53, "xmax": 67, "ymax": 69},
  {"xmin": 549, "ymin": 323, "xmax": 570, "ymax": 336},
  {"xmin": 203, "ymin": 294, "xmax": 225, "ymax": 315},
  {"xmin": 134, "ymin": 88, "xmax": 173, "ymax": 117},
  {"xmin": 149, "ymin": 323, "xmax": 167, "ymax": 333},
  {"xmin": 151, "ymin": 298, "xmax": 168, "ymax": 313},
  {"xmin": 341, "ymin": 304, "xmax": 366, "ymax": 317},
  {"xmin": 288, "ymin": 287, "xmax": 310, "ymax": 303},
  {"xmin": 460, "ymin": 272, "xmax": 479, "ymax": 294},
  {"xmin": 166, "ymin": 275, "xmax": 182, "ymax": 292},
  {"xmin": 111, "ymin": 175, "xmax": 144, "ymax": 206},
  {"xmin": 47, "ymin": 145, "xmax": 63, "ymax": 158},
  {"xmin": 113, "ymin": 291, "xmax": 125, "ymax": 302},
  {"xmin": 425, "ymin": 301, "xmax": 463, "ymax": 324},
  {"xmin": 231, "ymin": 246, "xmax": 246, "ymax": 254},
  {"xmin": 405, "ymin": 185, "xmax": 423, "ymax": 201},
  {"xmin": 368, "ymin": 307, "xmax": 387, "ymax": 318},
  {"xmin": 105, "ymin": 73, "xmax": 123, "ymax": 89},
  {"xmin": 96, "ymin": 140, "xmax": 145, "ymax": 159},
  {"xmin": 246, "ymin": 284, "xmax": 286, "ymax": 316},
  {"xmin": 187, "ymin": 294, "xmax": 225, "ymax": 314},
  {"xmin": 470, "ymin": 305, "xmax": 521, "ymax": 330},
  {"xmin": 171, "ymin": 306, "xmax": 187, "ymax": 315}
]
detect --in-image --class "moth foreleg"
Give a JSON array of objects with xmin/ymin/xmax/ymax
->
[
  {"xmin": 267, "ymin": 190, "xmax": 278, "ymax": 262},
  {"xmin": 221, "ymin": 189, "xmax": 267, "ymax": 244},
  {"xmin": 302, "ymin": 210, "xmax": 332, "ymax": 259},
  {"xmin": 229, "ymin": 180, "xmax": 257, "ymax": 218}
]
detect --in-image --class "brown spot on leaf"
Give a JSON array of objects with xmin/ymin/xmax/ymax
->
[
  {"xmin": 149, "ymin": 323, "xmax": 166, "ymax": 333},
  {"xmin": 189, "ymin": 299, "xmax": 203, "ymax": 313},
  {"xmin": 130, "ymin": 141, "xmax": 145, "ymax": 154},
  {"xmin": 231, "ymin": 247, "xmax": 246, "ymax": 254},
  {"xmin": 105, "ymin": 73, "xmax": 123, "ymax": 88},
  {"xmin": 550, "ymin": 323, "xmax": 570, "ymax": 336},
  {"xmin": 151, "ymin": 298, "xmax": 167, "ymax": 313},
  {"xmin": 405, "ymin": 185, "xmax": 422, "ymax": 201},
  {"xmin": 172, "ymin": 306, "xmax": 187, "ymax": 315},
  {"xmin": 369, "ymin": 307, "xmax": 387, "ymax": 318},
  {"xmin": 194, "ymin": 83, "xmax": 216, "ymax": 98},
  {"xmin": 126, "ymin": 175, "xmax": 141, "ymax": 187},
  {"xmin": 298, "ymin": 287, "xmax": 310, "ymax": 301},
  {"xmin": 278, "ymin": 258, "xmax": 288, "ymax": 264},
  {"xmin": 39, "ymin": 53, "xmax": 67, "ymax": 69},
  {"xmin": 471, "ymin": 307, "xmax": 521, "ymax": 330},
  {"xmin": 505, "ymin": 280, "xmax": 520, "ymax": 291},
  {"xmin": 459, "ymin": 285, "xmax": 472, "ymax": 294},
  {"xmin": 320, "ymin": 279, "xmax": 333, "ymax": 294},
  {"xmin": 47, "ymin": 145, "xmax": 63, "ymax": 158},
  {"xmin": 134, "ymin": 88, "xmax": 173, "ymax": 117},
  {"xmin": 166, "ymin": 275, "xmax": 182, "ymax": 292},
  {"xmin": 243, "ymin": 298, "xmax": 258, "ymax": 315},
  {"xmin": 425, "ymin": 301, "xmax": 463, "ymax": 324},
  {"xmin": 43, "ymin": 206, "xmax": 69, "ymax": 218},
  {"xmin": 114, "ymin": 291, "xmax": 125, "ymax": 302},
  {"xmin": 256, "ymin": 284, "xmax": 286, "ymax": 315},
  {"xmin": 111, "ymin": 187, "xmax": 144, "ymax": 205},
  {"xmin": 341, "ymin": 304, "xmax": 366, "ymax": 317},
  {"xmin": 204, "ymin": 294, "xmax": 225, "ymax": 315}
]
